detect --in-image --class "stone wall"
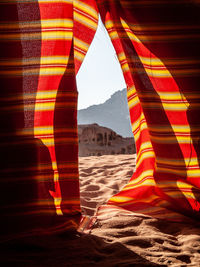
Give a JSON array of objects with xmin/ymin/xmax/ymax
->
[{"xmin": 78, "ymin": 124, "xmax": 136, "ymax": 157}]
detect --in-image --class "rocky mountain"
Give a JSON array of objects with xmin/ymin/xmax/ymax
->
[
  {"xmin": 78, "ymin": 124, "xmax": 135, "ymax": 157},
  {"xmin": 78, "ymin": 89, "xmax": 133, "ymax": 137}
]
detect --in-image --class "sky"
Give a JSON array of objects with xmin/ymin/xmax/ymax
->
[{"xmin": 76, "ymin": 17, "xmax": 126, "ymax": 110}]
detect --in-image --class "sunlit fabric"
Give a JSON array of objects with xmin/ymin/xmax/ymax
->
[
  {"xmin": 0, "ymin": 0, "xmax": 98, "ymax": 240},
  {"xmin": 97, "ymin": 0, "xmax": 200, "ymax": 221},
  {"xmin": 1, "ymin": 0, "xmax": 200, "ymax": 239}
]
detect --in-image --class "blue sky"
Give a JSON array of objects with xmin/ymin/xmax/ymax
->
[{"xmin": 76, "ymin": 17, "xmax": 126, "ymax": 110}]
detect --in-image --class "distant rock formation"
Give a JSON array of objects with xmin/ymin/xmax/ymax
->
[
  {"xmin": 78, "ymin": 124, "xmax": 136, "ymax": 157},
  {"xmin": 78, "ymin": 89, "xmax": 133, "ymax": 137}
]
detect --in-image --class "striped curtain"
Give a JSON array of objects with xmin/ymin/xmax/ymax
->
[
  {"xmin": 1, "ymin": 0, "xmax": 200, "ymax": 239},
  {"xmin": 97, "ymin": 0, "xmax": 200, "ymax": 221},
  {"xmin": 0, "ymin": 0, "xmax": 98, "ymax": 240}
]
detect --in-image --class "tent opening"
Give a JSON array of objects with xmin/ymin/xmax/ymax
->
[
  {"xmin": 76, "ymin": 17, "xmax": 136, "ymax": 217},
  {"xmin": 76, "ymin": 16, "xmax": 126, "ymax": 110}
]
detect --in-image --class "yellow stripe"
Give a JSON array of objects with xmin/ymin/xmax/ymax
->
[
  {"xmin": 126, "ymin": 170, "xmax": 154, "ymax": 187},
  {"xmin": 41, "ymin": 19, "xmax": 73, "ymax": 29},
  {"xmin": 139, "ymin": 56, "xmax": 200, "ymax": 67},
  {"xmin": 41, "ymin": 56, "xmax": 70, "ymax": 65},
  {"xmin": 74, "ymin": 11, "xmax": 97, "ymax": 30},
  {"xmin": 52, "ymin": 161, "xmax": 78, "ymax": 169},
  {"xmin": 157, "ymin": 166, "xmax": 200, "ymax": 177},
  {"xmin": 122, "ymin": 54, "xmax": 200, "ymax": 69},
  {"xmin": 131, "ymin": 113, "xmax": 145, "ymax": 132},
  {"xmin": 142, "ymin": 102, "xmax": 189, "ymax": 111},
  {"xmin": 34, "ymin": 101, "xmax": 76, "ymax": 111},
  {"xmin": 0, "ymin": 67, "xmax": 74, "ymax": 76},
  {"xmin": 139, "ymin": 92, "xmax": 192, "ymax": 101},
  {"xmin": 118, "ymin": 52, "xmax": 127, "ymax": 62},
  {"xmin": 39, "ymin": 137, "xmax": 55, "ymax": 147},
  {"xmin": 34, "ymin": 126, "xmax": 54, "ymax": 135},
  {"xmin": 38, "ymin": 0, "xmax": 72, "ymax": 3},
  {"xmin": 0, "ymin": 22, "xmax": 40, "ymax": 30},
  {"xmin": 106, "ymin": 19, "xmax": 200, "ymax": 32},
  {"xmin": 127, "ymin": 85, "xmax": 136, "ymax": 98},
  {"xmin": 137, "ymin": 141, "xmax": 153, "ymax": 157},
  {"xmin": 36, "ymin": 91, "xmax": 76, "ymax": 99},
  {"xmin": 136, "ymin": 150, "xmax": 155, "ymax": 168},
  {"xmin": 150, "ymin": 135, "xmax": 194, "ymax": 144},
  {"xmin": 74, "ymin": 50, "xmax": 85, "ymax": 62},
  {"xmin": 124, "ymin": 178, "xmax": 155, "ymax": 190},
  {"xmin": 0, "ymin": 31, "xmax": 72, "ymax": 41},
  {"xmin": 156, "ymin": 157, "xmax": 199, "ymax": 167},
  {"xmin": 74, "ymin": 37, "xmax": 89, "ymax": 52},
  {"xmin": 133, "ymin": 121, "xmax": 148, "ymax": 142},
  {"xmin": 0, "ymin": 33, "xmax": 40, "ymax": 41},
  {"xmin": 0, "ymin": 19, "xmax": 72, "ymax": 30},
  {"xmin": 128, "ymin": 95, "xmax": 140, "ymax": 109},
  {"xmin": 0, "ymin": 56, "xmax": 70, "ymax": 66},
  {"xmin": 39, "ymin": 137, "xmax": 77, "ymax": 146},
  {"xmin": 143, "ymin": 67, "xmax": 200, "ymax": 78},
  {"xmin": 36, "ymin": 90, "xmax": 57, "ymax": 100},
  {"xmin": 105, "ymin": 19, "xmax": 116, "ymax": 30},
  {"xmin": 157, "ymin": 185, "xmax": 199, "ymax": 200},
  {"xmin": 110, "ymin": 196, "xmax": 134, "ymax": 203},
  {"xmin": 111, "ymin": 193, "xmax": 159, "ymax": 205},
  {"xmin": 158, "ymin": 180, "xmax": 196, "ymax": 190},
  {"xmin": 35, "ymin": 102, "xmax": 55, "ymax": 111},
  {"xmin": 39, "ymin": 67, "xmax": 70, "ymax": 75},
  {"xmin": 42, "ymin": 31, "xmax": 73, "ymax": 40},
  {"xmin": 121, "ymin": 62, "xmax": 129, "ymax": 73},
  {"xmin": 124, "ymin": 63, "xmax": 200, "ymax": 78},
  {"xmin": 54, "ymin": 198, "xmax": 63, "ymax": 215},
  {"xmin": 74, "ymin": 0, "xmax": 98, "ymax": 20},
  {"xmin": 149, "ymin": 124, "xmax": 200, "ymax": 133}
]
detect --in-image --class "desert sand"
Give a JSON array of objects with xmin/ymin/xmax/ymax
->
[{"xmin": 1, "ymin": 154, "xmax": 200, "ymax": 266}]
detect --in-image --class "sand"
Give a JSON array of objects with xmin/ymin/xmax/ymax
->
[
  {"xmin": 79, "ymin": 154, "xmax": 136, "ymax": 217},
  {"xmin": 1, "ymin": 154, "xmax": 200, "ymax": 266}
]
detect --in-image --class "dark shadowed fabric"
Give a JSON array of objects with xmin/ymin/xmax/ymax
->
[
  {"xmin": 1, "ymin": 0, "xmax": 200, "ymax": 239},
  {"xmin": 0, "ymin": 0, "xmax": 98, "ymax": 240}
]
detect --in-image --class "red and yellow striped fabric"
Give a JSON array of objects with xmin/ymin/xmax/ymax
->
[
  {"xmin": 1, "ymin": 0, "xmax": 200, "ymax": 239},
  {"xmin": 97, "ymin": 0, "xmax": 200, "ymax": 221},
  {"xmin": 0, "ymin": 0, "xmax": 98, "ymax": 239}
]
